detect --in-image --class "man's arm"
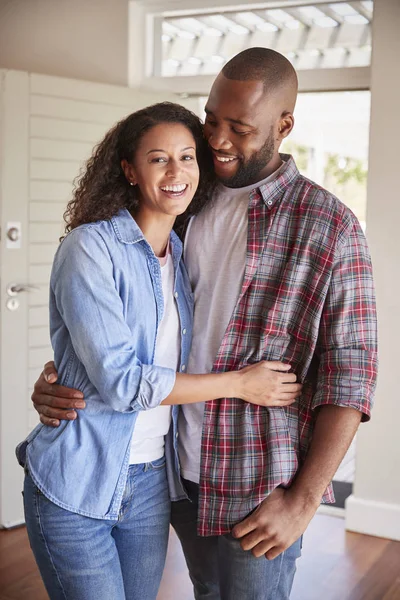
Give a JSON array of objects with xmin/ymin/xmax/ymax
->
[
  {"xmin": 233, "ymin": 216, "xmax": 377, "ymax": 558},
  {"xmin": 232, "ymin": 404, "xmax": 361, "ymax": 559}
]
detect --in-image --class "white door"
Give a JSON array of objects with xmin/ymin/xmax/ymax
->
[{"xmin": 0, "ymin": 69, "xmax": 197, "ymax": 526}]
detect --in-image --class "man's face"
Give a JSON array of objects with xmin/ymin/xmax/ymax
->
[{"xmin": 204, "ymin": 75, "xmax": 281, "ymax": 188}]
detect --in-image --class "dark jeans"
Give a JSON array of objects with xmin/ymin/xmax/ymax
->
[{"xmin": 171, "ymin": 479, "xmax": 302, "ymax": 600}]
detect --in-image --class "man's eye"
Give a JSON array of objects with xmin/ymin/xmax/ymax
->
[
  {"xmin": 232, "ymin": 129, "xmax": 250, "ymax": 136},
  {"xmin": 205, "ymin": 118, "xmax": 217, "ymax": 127}
]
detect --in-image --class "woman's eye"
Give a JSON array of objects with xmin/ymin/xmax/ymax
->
[
  {"xmin": 182, "ymin": 155, "xmax": 195, "ymax": 161},
  {"xmin": 151, "ymin": 157, "xmax": 167, "ymax": 163}
]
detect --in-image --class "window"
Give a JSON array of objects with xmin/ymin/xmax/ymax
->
[
  {"xmin": 160, "ymin": 2, "xmax": 373, "ymax": 77},
  {"xmin": 281, "ymin": 90, "xmax": 370, "ymax": 228}
]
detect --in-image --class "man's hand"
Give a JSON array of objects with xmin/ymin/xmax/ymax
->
[
  {"xmin": 232, "ymin": 406, "xmax": 362, "ymax": 560},
  {"xmin": 232, "ymin": 487, "xmax": 318, "ymax": 560},
  {"xmin": 31, "ymin": 361, "xmax": 85, "ymax": 427}
]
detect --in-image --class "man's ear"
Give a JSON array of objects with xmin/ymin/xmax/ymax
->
[
  {"xmin": 121, "ymin": 159, "xmax": 137, "ymax": 185},
  {"xmin": 278, "ymin": 112, "xmax": 295, "ymax": 140}
]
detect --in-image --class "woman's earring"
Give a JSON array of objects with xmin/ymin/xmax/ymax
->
[{"xmin": 130, "ymin": 182, "xmax": 134, "ymax": 186}]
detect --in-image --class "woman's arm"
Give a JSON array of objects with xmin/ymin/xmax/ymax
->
[
  {"xmin": 162, "ymin": 363, "xmax": 300, "ymax": 407},
  {"xmin": 32, "ymin": 360, "xmax": 301, "ymax": 426}
]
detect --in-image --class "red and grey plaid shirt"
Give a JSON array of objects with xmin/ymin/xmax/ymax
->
[{"xmin": 197, "ymin": 155, "xmax": 377, "ymax": 536}]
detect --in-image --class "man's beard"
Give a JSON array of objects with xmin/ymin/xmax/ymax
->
[{"xmin": 218, "ymin": 127, "xmax": 275, "ymax": 188}]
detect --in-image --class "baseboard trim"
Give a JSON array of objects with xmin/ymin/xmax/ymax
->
[
  {"xmin": 0, "ymin": 519, "xmax": 25, "ymax": 530},
  {"xmin": 345, "ymin": 494, "xmax": 400, "ymax": 541},
  {"xmin": 317, "ymin": 504, "xmax": 345, "ymax": 518}
]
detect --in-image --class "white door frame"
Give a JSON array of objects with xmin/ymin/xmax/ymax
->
[{"xmin": 0, "ymin": 70, "xmax": 30, "ymax": 527}]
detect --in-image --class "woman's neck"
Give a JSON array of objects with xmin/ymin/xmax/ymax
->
[{"xmin": 133, "ymin": 209, "xmax": 175, "ymax": 258}]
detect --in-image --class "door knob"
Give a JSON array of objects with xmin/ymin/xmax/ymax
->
[
  {"xmin": 6, "ymin": 283, "xmax": 39, "ymax": 297},
  {"xmin": 7, "ymin": 227, "xmax": 20, "ymax": 242}
]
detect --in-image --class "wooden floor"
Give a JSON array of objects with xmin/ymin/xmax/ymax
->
[{"xmin": 0, "ymin": 514, "xmax": 399, "ymax": 600}]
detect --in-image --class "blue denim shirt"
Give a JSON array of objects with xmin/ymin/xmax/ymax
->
[{"xmin": 17, "ymin": 209, "xmax": 190, "ymax": 519}]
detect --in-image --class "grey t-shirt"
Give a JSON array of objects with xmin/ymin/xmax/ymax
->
[{"xmin": 179, "ymin": 169, "xmax": 283, "ymax": 483}]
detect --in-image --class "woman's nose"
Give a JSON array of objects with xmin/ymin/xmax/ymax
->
[{"xmin": 166, "ymin": 161, "xmax": 181, "ymax": 177}]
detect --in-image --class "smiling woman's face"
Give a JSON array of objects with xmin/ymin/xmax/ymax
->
[{"xmin": 127, "ymin": 122, "xmax": 200, "ymax": 218}]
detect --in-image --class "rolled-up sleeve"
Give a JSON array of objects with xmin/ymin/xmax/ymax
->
[
  {"xmin": 51, "ymin": 228, "xmax": 176, "ymax": 412},
  {"xmin": 312, "ymin": 218, "xmax": 378, "ymax": 421}
]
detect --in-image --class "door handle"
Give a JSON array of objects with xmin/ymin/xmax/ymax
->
[{"xmin": 6, "ymin": 283, "xmax": 39, "ymax": 297}]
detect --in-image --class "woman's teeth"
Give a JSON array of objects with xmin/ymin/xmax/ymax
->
[{"xmin": 160, "ymin": 184, "xmax": 187, "ymax": 192}]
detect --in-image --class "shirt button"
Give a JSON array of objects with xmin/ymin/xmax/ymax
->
[
  {"xmin": 267, "ymin": 200, "xmax": 272, "ymax": 206},
  {"xmin": 174, "ymin": 292, "xmax": 179, "ymax": 299},
  {"xmin": 181, "ymin": 365, "xmax": 186, "ymax": 371},
  {"xmin": 182, "ymin": 328, "xmax": 187, "ymax": 335}
]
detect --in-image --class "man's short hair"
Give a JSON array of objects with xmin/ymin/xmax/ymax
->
[{"xmin": 222, "ymin": 47, "xmax": 298, "ymax": 94}]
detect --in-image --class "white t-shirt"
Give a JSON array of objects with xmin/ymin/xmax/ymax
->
[
  {"xmin": 129, "ymin": 250, "xmax": 180, "ymax": 464},
  {"xmin": 179, "ymin": 168, "xmax": 284, "ymax": 482}
]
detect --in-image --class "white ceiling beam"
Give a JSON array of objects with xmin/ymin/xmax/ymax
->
[
  {"xmin": 136, "ymin": 0, "xmax": 349, "ymax": 19},
  {"xmin": 316, "ymin": 5, "xmax": 344, "ymax": 25},
  {"xmin": 141, "ymin": 66, "xmax": 370, "ymax": 96},
  {"xmin": 283, "ymin": 7, "xmax": 313, "ymax": 28},
  {"xmin": 349, "ymin": 1, "xmax": 373, "ymax": 21}
]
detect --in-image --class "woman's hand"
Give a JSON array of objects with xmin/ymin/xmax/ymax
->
[{"xmin": 234, "ymin": 361, "xmax": 301, "ymax": 407}]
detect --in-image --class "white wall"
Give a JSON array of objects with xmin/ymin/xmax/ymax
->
[
  {"xmin": 0, "ymin": 0, "xmax": 129, "ymax": 85},
  {"xmin": 346, "ymin": 0, "xmax": 400, "ymax": 541}
]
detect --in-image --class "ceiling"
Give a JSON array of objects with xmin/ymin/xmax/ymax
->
[{"xmin": 161, "ymin": 1, "xmax": 373, "ymax": 76}]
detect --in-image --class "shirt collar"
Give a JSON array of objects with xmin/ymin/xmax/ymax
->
[
  {"xmin": 257, "ymin": 154, "xmax": 300, "ymax": 210},
  {"xmin": 111, "ymin": 208, "xmax": 144, "ymax": 244},
  {"xmin": 111, "ymin": 208, "xmax": 182, "ymax": 254}
]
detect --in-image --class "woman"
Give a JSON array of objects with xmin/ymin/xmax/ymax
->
[{"xmin": 17, "ymin": 102, "xmax": 300, "ymax": 600}]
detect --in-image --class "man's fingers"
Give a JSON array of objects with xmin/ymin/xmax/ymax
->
[
  {"xmin": 232, "ymin": 515, "xmax": 258, "ymax": 539},
  {"xmin": 45, "ymin": 383, "xmax": 84, "ymax": 400},
  {"xmin": 43, "ymin": 361, "xmax": 57, "ymax": 383},
  {"xmin": 265, "ymin": 545, "xmax": 284, "ymax": 561},
  {"xmin": 39, "ymin": 414, "xmax": 60, "ymax": 427},
  {"xmin": 38, "ymin": 404, "xmax": 78, "ymax": 420},
  {"xmin": 44, "ymin": 372, "xmax": 57, "ymax": 384},
  {"xmin": 238, "ymin": 529, "xmax": 270, "ymax": 552},
  {"xmin": 33, "ymin": 383, "xmax": 84, "ymax": 402},
  {"xmin": 32, "ymin": 392, "xmax": 84, "ymax": 409},
  {"xmin": 251, "ymin": 539, "xmax": 279, "ymax": 558}
]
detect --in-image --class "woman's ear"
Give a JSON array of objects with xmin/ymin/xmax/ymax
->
[{"xmin": 121, "ymin": 159, "xmax": 137, "ymax": 186}]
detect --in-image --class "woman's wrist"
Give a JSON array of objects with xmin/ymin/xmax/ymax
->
[{"xmin": 223, "ymin": 370, "xmax": 242, "ymax": 399}]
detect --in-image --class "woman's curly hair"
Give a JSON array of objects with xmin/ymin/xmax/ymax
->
[{"xmin": 63, "ymin": 102, "xmax": 216, "ymax": 239}]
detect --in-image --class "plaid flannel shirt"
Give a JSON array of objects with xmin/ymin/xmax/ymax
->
[{"xmin": 197, "ymin": 155, "xmax": 377, "ymax": 536}]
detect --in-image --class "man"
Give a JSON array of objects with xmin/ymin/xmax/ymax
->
[{"xmin": 31, "ymin": 48, "xmax": 377, "ymax": 600}]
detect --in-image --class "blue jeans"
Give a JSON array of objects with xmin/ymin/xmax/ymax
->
[
  {"xmin": 23, "ymin": 458, "xmax": 170, "ymax": 600},
  {"xmin": 171, "ymin": 480, "xmax": 302, "ymax": 600}
]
